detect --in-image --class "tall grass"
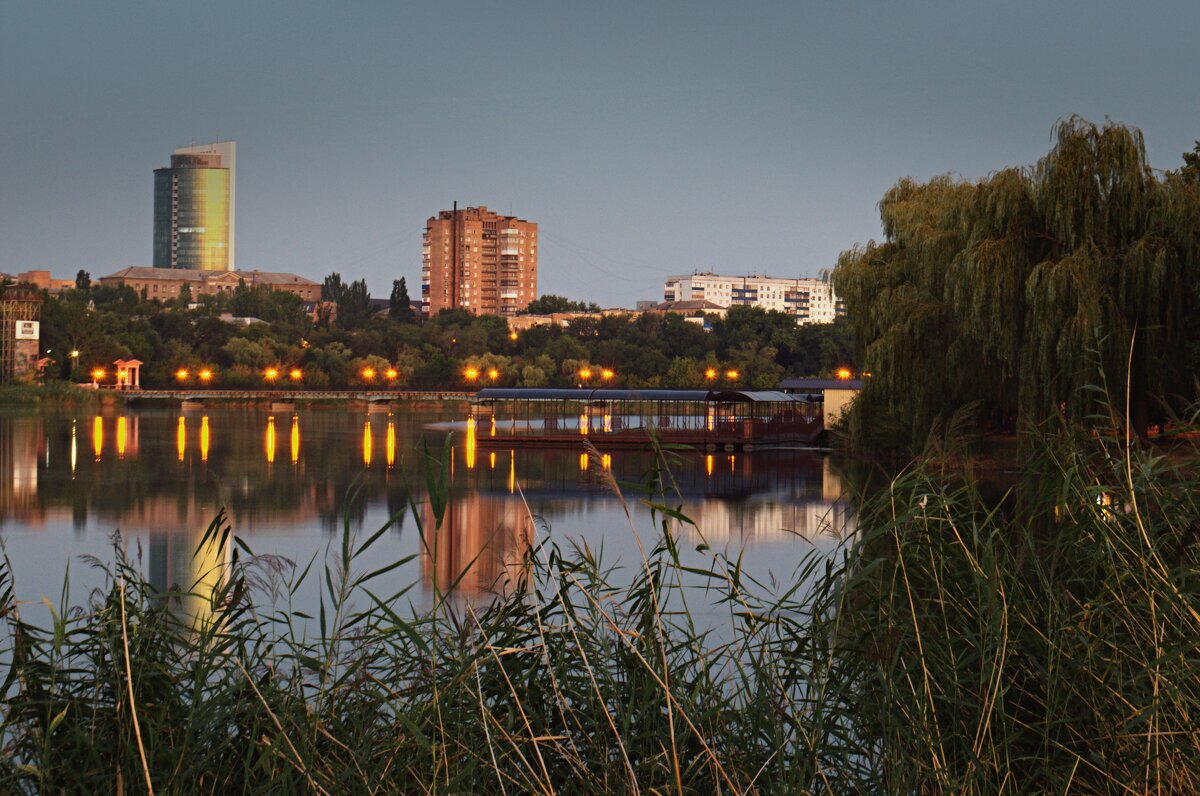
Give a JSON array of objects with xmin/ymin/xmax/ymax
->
[
  {"xmin": 1, "ymin": 425, "xmax": 1198, "ymax": 793},
  {"xmin": 0, "ymin": 382, "xmax": 99, "ymax": 407}
]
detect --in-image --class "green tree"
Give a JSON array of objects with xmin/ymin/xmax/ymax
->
[
  {"xmin": 337, "ymin": 279, "xmax": 372, "ymax": 329},
  {"xmin": 834, "ymin": 116, "xmax": 1200, "ymax": 447},
  {"xmin": 389, "ymin": 278, "xmax": 414, "ymax": 321},
  {"xmin": 74, "ymin": 270, "xmax": 90, "ymax": 291},
  {"xmin": 523, "ymin": 294, "xmax": 600, "ymax": 314}
]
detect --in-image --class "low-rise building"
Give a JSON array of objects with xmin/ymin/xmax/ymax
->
[
  {"xmin": 663, "ymin": 271, "xmax": 845, "ymax": 324},
  {"xmin": 100, "ymin": 267, "xmax": 320, "ymax": 302},
  {"xmin": 506, "ymin": 308, "xmax": 634, "ymax": 332},
  {"xmin": 0, "ymin": 271, "xmax": 76, "ymax": 293},
  {"xmin": 779, "ymin": 377, "xmax": 863, "ymax": 426},
  {"xmin": 647, "ymin": 299, "xmax": 728, "ymax": 319}
]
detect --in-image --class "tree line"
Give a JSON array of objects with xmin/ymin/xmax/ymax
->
[{"xmin": 36, "ymin": 276, "xmax": 854, "ymax": 390}]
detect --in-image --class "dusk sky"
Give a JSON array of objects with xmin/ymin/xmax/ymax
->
[{"xmin": 3, "ymin": 1, "xmax": 1198, "ymax": 306}]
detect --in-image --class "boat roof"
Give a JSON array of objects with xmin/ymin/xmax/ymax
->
[
  {"xmin": 778, "ymin": 378, "xmax": 864, "ymax": 391},
  {"xmin": 475, "ymin": 388, "xmax": 812, "ymax": 403}
]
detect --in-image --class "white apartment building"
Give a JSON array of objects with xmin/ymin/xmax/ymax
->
[{"xmin": 662, "ymin": 271, "xmax": 846, "ymax": 324}]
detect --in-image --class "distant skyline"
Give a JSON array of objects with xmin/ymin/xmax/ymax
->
[{"xmin": 3, "ymin": 1, "xmax": 1199, "ymax": 307}]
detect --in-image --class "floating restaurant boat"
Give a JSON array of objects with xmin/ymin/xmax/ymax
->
[{"xmin": 471, "ymin": 388, "xmax": 824, "ymax": 451}]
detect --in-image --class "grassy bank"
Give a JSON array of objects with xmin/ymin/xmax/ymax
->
[
  {"xmin": 1, "ymin": 429, "xmax": 1197, "ymax": 793},
  {"xmin": 0, "ymin": 382, "xmax": 100, "ymax": 407}
]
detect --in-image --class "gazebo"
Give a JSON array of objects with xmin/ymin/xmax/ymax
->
[{"xmin": 113, "ymin": 358, "xmax": 143, "ymax": 391}]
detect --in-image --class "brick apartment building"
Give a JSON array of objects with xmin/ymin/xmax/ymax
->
[{"xmin": 422, "ymin": 205, "xmax": 537, "ymax": 317}]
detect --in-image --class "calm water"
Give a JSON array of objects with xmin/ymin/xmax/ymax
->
[{"xmin": 0, "ymin": 405, "xmax": 854, "ymax": 624}]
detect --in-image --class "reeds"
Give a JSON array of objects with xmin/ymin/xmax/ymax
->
[{"xmin": 1, "ymin": 425, "xmax": 1198, "ymax": 793}]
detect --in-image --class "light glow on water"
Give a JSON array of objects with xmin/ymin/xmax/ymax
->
[
  {"xmin": 362, "ymin": 420, "xmax": 372, "ymax": 467},
  {"xmin": 465, "ymin": 417, "xmax": 476, "ymax": 469},
  {"xmin": 291, "ymin": 416, "xmax": 300, "ymax": 465},
  {"xmin": 386, "ymin": 421, "xmax": 395, "ymax": 468},
  {"xmin": 265, "ymin": 416, "xmax": 276, "ymax": 464}
]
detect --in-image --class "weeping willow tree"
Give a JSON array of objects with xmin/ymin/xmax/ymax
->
[{"xmin": 835, "ymin": 117, "xmax": 1200, "ymax": 448}]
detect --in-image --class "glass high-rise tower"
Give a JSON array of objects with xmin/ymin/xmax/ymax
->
[{"xmin": 153, "ymin": 141, "xmax": 236, "ymax": 271}]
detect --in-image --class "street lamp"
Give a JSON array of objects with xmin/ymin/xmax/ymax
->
[
  {"xmin": 361, "ymin": 367, "xmax": 376, "ymax": 382},
  {"xmin": 264, "ymin": 367, "xmax": 279, "ymax": 383},
  {"xmin": 487, "ymin": 367, "xmax": 500, "ymax": 381},
  {"xmin": 290, "ymin": 368, "xmax": 303, "ymax": 382},
  {"xmin": 384, "ymin": 368, "xmax": 399, "ymax": 381},
  {"xmin": 705, "ymin": 367, "xmax": 718, "ymax": 382},
  {"xmin": 175, "ymin": 368, "xmax": 190, "ymax": 382},
  {"xmin": 600, "ymin": 368, "xmax": 614, "ymax": 381},
  {"xmin": 198, "ymin": 368, "xmax": 213, "ymax": 383},
  {"xmin": 725, "ymin": 369, "xmax": 740, "ymax": 382},
  {"xmin": 578, "ymin": 368, "xmax": 592, "ymax": 381},
  {"xmin": 463, "ymin": 367, "xmax": 479, "ymax": 382}
]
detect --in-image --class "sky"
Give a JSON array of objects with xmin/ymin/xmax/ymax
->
[{"xmin": 3, "ymin": 1, "xmax": 1199, "ymax": 307}]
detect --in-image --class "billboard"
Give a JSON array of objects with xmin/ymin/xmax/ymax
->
[{"xmin": 14, "ymin": 320, "xmax": 39, "ymax": 340}]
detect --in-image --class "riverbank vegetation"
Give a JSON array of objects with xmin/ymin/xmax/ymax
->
[
  {"xmin": 0, "ymin": 382, "xmax": 98, "ymax": 407},
  {"xmin": 1, "ymin": 422, "xmax": 1197, "ymax": 792},
  {"xmin": 835, "ymin": 117, "xmax": 1200, "ymax": 450},
  {"xmin": 34, "ymin": 277, "xmax": 854, "ymax": 391}
]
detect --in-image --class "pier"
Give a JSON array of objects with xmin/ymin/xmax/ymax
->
[
  {"xmin": 113, "ymin": 389, "xmax": 474, "ymax": 404},
  {"xmin": 471, "ymin": 388, "xmax": 824, "ymax": 451}
]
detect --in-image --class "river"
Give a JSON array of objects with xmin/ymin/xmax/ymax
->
[{"xmin": 0, "ymin": 404, "xmax": 854, "ymax": 625}]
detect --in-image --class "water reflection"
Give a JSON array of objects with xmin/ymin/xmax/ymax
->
[
  {"xmin": 291, "ymin": 416, "xmax": 300, "ymax": 465},
  {"xmin": 116, "ymin": 416, "xmax": 128, "ymax": 459},
  {"xmin": 362, "ymin": 420, "xmax": 372, "ymax": 467},
  {"xmin": 266, "ymin": 416, "xmax": 277, "ymax": 464},
  {"xmin": 464, "ymin": 417, "xmax": 476, "ymax": 469},
  {"xmin": 92, "ymin": 415, "xmax": 102, "ymax": 460},
  {"xmin": 200, "ymin": 416, "xmax": 210, "ymax": 461},
  {"xmin": 148, "ymin": 524, "xmax": 230, "ymax": 627},
  {"xmin": 421, "ymin": 491, "xmax": 534, "ymax": 596},
  {"xmin": 1, "ymin": 410, "xmax": 855, "ymax": 607},
  {"xmin": 385, "ymin": 420, "xmax": 395, "ymax": 468}
]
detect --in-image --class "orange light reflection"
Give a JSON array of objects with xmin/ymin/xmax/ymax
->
[
  {"xmin": 265, "ymin": 416, "xmax": 276, "ymax": 464},
  {"xmin": 465, "ymin": 418, "xmax": 477, "ymax": 469},
  {"xmin": 290, "ymin": 416, "xmax": 300, "ymax": 464},
  {"xmin": 386, "ymin": 421, "xmax": 396, "ymax": 468}
]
